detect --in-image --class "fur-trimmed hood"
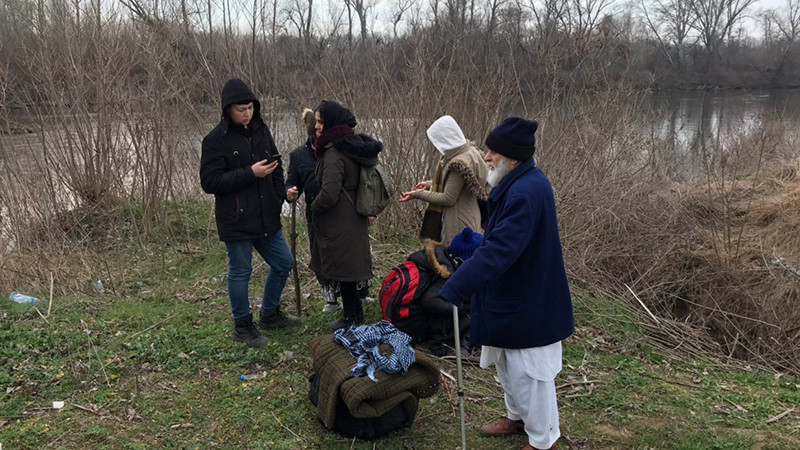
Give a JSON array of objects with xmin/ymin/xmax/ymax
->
[
  {"xmin": 333, "ymin": 134, "xmax": 383, "ymax": 167},
  {"xmin": 412, "ymin": 240, "xmax": 459, "ymax": 279},
  {"xmin": 444, "ymin": 142, "xmax": 490, "ymax": 201}
]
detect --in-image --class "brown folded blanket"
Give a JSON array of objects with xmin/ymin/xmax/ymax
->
[{"xmin": 310, "ymin": 334, "xmax": 441, "ymax": 428}]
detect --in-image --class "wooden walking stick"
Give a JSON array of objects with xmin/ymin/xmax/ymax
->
[{"xmin": 290, "ymin": 200, "xmax": 302, "ymax": 316}]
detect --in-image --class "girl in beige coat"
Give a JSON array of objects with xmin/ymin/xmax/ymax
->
[{"xmin": 400, "ymin": 116, "xmax": 490, "ymax": 242}]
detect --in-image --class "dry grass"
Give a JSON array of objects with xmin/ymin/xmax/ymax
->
[{"xmin": 555, "ymin": 116, "xmax": 800, "ymax": 375}]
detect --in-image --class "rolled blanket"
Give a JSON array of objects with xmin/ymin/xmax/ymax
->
[{"xmin": 310, "ymin": 334, "xmax": 440, "ymax": 428}]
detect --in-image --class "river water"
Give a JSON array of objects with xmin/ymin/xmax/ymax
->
[{"xmin": 644, "ymin": 89, "xmax": 800, "ymax": 177}]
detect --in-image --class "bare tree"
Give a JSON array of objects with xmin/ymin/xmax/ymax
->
[
  {"xmin": 390, "ymin": 0, "xmax": 416, "ymax": 38},
  {"xmin": 528, "ymin": 0, "xmax": 571, "ymax": 39},
  {"xmin": 344, "ymin": 0, "xmax": 375, "ymax": 42},
  {"xmin": 430, "ymin": 0, "xmax": 441, "ymax": 26},
  {"xmin": 284, "ymin": 0, "xmax": 313, "ymax": 40},
  {"xmin": 769, "ymin": 0, "xmax": 800, "ymax": 43},
  {"xmin": 344, "ymin": 0, "xmax": 354, "ymax": 44},
  {"xmin": 570, "ymin": 0, "xmax": 613, "ymax": 38},
  {"xmin": 444, "ymin": 0, "xmax": 468, "ymax": 29},
  {"xmin": 763, "ymin": 0, "xmax": 800, "ymax": 83},
  {"xmin": 688, "ymin": 0, "xmax": 758, "ymax": 72},
  {"xmin": 486, "ymin": 0, "xmax": 509, "ymax": 37},
  {"xmin": 638, "ymin": 0, "xmax": 696, "ymax": 69},
  {"xmin": 305, "ymin": 0, "xmax": 313, "ymax": 39},
  {"xmin": 250, "ymin": 0, "xmax": 259, "ymax": 76}
]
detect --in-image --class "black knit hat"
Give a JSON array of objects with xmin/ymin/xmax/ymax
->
[{"xmin": 485, "ymin": 117, "xmax": 538, "ymax": 160}]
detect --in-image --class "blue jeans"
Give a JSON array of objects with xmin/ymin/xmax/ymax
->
[{"xmin": 225, "ymin": 231, "xmax": 294, "ymax": 321}]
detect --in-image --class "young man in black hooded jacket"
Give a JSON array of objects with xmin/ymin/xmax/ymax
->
[{"xmin": 200, "ymin": 78, "xmax": 300, "ymax": 348}]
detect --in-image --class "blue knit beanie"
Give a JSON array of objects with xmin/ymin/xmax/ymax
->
[
  {"xmin": 450, "ymin": 227, "xmax": 482, "ymax": 260},
  {"xmin": 485, "ymin": 117, "xmax": 538, "ymax": 160}
]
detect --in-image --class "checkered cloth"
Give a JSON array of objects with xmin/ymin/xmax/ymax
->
[{"xmin": 334, "ymin": 320, "xmax": 416, "ymax": 382}]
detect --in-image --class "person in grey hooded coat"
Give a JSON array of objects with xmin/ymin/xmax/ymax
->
[{"xmin": 400, "ymin": 115, "xmax": 489, "ymax": 242}]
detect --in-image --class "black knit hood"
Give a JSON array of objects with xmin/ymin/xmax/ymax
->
[
  {"xmin": 316, "ymin": 100, "xmax": 357, "ymax": 132},
  {"xmin": 220, "ymin": 78, "xmax": 262, "ymax": 122}
]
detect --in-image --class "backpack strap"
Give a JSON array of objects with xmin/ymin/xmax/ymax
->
[{"xmin": 342, "ymin": 189, "xmax": 355, "ymax": 206}]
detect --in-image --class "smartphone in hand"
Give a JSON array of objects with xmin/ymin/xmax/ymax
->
[{"xmin": 266, "ymin": 155, "xmax": 280, "ymax": 164}]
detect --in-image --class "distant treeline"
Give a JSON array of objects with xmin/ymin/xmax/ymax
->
[{"xmin": 1, "ymin": 0, "xmax": 799, "ymax": 115}]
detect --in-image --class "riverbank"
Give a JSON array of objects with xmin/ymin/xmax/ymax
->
[{"xmin": 1, "ymin": 201, "xmax": 799, "ymax": 448}]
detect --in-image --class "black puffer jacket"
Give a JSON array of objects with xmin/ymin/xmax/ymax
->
[{"xmin": 200, "ymin": 79, "xmax": 286, "ymax": 241}]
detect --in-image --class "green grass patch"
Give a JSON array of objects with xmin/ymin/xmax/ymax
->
[{"xmin": 2, "ymin": 200, "xmax": 799, "ymax": 449}]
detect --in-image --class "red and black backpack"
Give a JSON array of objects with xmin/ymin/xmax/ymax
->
[{"xmin": 379, "ymin": 261, "xmax": 434, "ymax": 343}]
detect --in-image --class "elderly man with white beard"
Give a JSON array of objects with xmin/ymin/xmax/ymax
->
[{"xmin": 438, "ymin": 117, "xmax": 574, "ymax": 450}]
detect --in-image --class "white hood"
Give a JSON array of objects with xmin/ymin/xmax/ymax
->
[{"xmin": 426, "ymin": 115, "xmax": 467, "ymax": 155}]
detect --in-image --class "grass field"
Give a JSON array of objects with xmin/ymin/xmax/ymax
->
[{"xmin": 2, "ymin": 204, "xmax": 800, "ymax": 449}]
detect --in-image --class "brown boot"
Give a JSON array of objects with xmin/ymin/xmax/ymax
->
[{"xmin": 480, "ymin": 417, "xmax": 525, "ymax": 436}]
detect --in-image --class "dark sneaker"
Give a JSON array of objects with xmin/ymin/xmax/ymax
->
[
  {"xmin": 326, "ymin": 314, "xmax": 363, "ymax": 331},
  {"xmin": 326, "ymin": 316, "xmax": 354, "ymax": 331},
  {"xmin": 259, "ymin": 310, "xmax": 301, "ymax": 330},
  {"xmin": 441, "ymin": 346, "xmax": 470, "ymax": 358},
  {"xmin": 233, "ymin": 319, "xmax": 269, "ymax": 348}
]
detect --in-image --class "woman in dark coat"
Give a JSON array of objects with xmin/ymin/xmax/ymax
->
[
  {"xmin": 309, "ymin": 101, "xmax": 381, "ymax": 329},
  {"xmin": 285, "ymin": 109, "xmax": 372, "ymax": 314}
]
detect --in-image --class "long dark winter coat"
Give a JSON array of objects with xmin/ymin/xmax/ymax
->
[
  {"xmin": 309, "ymin": 134, "xmax": 381, "ymax": 282},
  {"xmin": 200, "ymin": 79, "xmax": 285, "ymax": 242}
]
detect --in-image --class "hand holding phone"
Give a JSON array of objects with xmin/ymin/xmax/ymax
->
[{"xmin": 252, "ymin": 157, "xmax": 278, "ymax": 178}]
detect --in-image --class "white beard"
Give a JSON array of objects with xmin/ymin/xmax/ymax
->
[{"xmin": 487, "ymin": 155, "xmax": 513, "ymax": 187}]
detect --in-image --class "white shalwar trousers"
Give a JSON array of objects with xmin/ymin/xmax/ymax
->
[{"xmin": 483, "ymin": 343, "xmax": 562, "ymax": 449}]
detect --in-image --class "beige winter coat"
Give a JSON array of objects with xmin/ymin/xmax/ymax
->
[{"xmin": 413, "ymin": 143, "xmax": 489, "ymax": 242}]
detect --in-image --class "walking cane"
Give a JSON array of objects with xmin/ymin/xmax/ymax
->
[
  {"xmin": 453, "ymin": 304, "xmax": 467, "ymax": 449},
  {"xmin": 290, "ymin": 200, "xmax": 302, "ymax": 316}
]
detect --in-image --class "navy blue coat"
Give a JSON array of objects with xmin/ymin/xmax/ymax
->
[{"xmin": 439, "ymin": 158, "xmax": 574, "ymax": 349}]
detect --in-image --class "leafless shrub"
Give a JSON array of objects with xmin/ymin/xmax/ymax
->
[{"xmin": 554, "ymin": 107, "xmax": 800, "ymax": 374}]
